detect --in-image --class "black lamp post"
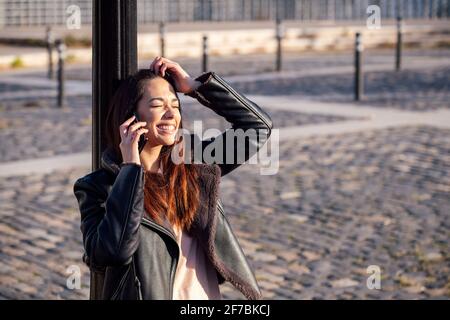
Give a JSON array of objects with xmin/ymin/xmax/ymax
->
[{"xmin": 92, "ymin": 0, "xmax": 138, "ymax": 170}]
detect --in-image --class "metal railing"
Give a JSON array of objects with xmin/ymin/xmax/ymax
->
[{"xmin": 0, "ymin": 0, "xmax": 449, "ymax": 28}]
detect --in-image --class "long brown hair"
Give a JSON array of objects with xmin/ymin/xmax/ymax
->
[{"xmin": 105, "ymin": 69, "xmax": 200, "ymax": 231}]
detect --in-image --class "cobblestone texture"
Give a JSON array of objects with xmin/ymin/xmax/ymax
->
[
  {"xmin": 1, "ymin": 126, "xmax": 449, "ymax": 299},
  {"xmin": 0, "ymin": 168, "xmax": 90, "ymax": 299},
  {"xmin": 58, "ymin": 49, "xmax": 450, "ymax": 81},
  {"xmin": 0, "ymin": 83, "xmax": 45, "ymax": 94},
  {"xmin": 154, "ymin": 49, "xmax": 450, "ymax": 82},
  {"xmin": 0, "ymin": 48, "xmax": 449, "ymax": 300},
  {"xmin": 219, "ymin": 125, "xmax": 450, "ymax": 299},
  {"xmin": 0, "ymin": 96, "xmax": 92, "ymax": 162},
  {"xmin": 232, "ymin": 67, "xmax": 450, "ymax": 111},
  {"xmin": 0, "ymin": 96, "xmax": 357, "ymax": 162}
]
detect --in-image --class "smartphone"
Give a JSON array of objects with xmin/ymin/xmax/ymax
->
[{"xmin": 132, "ymin": 111, "xmax": 148, "ymax": 153}]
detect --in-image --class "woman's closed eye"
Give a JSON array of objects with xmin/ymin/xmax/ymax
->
[{"xmin": 151, "ymin": 104, "xmax": 180, "ymax": 109}]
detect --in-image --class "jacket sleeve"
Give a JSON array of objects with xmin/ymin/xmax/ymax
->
[
  {"xmin": 73, "ymin": 163, "xmax": 145, "ymax": 268},
  {"xmin": 184, "ymin": 71, "xmax": 273, "ymax": 177}
]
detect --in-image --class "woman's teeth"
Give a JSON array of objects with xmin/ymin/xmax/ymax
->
[{"xmin": 157, "ymin": 125, "xmax": 176, "ymax": 133}]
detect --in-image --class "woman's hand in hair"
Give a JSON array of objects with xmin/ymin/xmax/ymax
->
[
  {"xmin": 119, "ymin": 115, "xmax": 148, "ymax": 165},
  {"xmin": 149, "ymin": 56, "xmax": 201, "ymax": 94}
]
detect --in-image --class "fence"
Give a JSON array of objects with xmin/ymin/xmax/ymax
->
[{"xmin": 0, "ymin": 0, "xmax": 449, "ymax": 28}]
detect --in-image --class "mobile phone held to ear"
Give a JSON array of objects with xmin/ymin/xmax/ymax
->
[{"xmin": 132, "ymin": 111, "xmax": 148, "ymax": 153}]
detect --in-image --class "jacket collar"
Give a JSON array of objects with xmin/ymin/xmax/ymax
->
[{"xmin": 100, "ymin": 147, "xmax": 122, "ymax": 176}]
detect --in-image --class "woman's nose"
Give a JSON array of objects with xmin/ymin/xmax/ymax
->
[{"xmin": 162, "ymin": 107, "xmax": 176, "ymax": 118}]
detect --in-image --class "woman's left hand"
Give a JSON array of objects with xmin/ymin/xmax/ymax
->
[{"xmin": 149, "ymin": 56, "xmax": 200, "ymax": 94}]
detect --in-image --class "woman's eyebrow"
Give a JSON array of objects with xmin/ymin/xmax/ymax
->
[
  {"xmin": 148, "ymin": 97, "xmax": 162, "ymax": 102},
  {"xmin": 148, "ymin": 97, "xmax": 179, "ymax": 103}
]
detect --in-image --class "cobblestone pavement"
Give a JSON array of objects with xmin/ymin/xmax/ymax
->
[
  {"xmin": 1, "ymin": 49, "xmax": 448, "ymax": 112},
  {"xmin": 0, "ymin": 96, "xmax": 92, "ymax": 162},
  {"xmin": 1, "ymin": 125, "xmax": 449, "ymax": 299},
  {"xmin": 233, "ymin": 66, "xmax": 450, "ymax": 111},
  {"xmin": 0, "ymin": 96, "xmax": 359, "ymax": 162},
  {"xmin": 181, "ymin": 99, "xmax": 358, "ymax": 131},
  {"xmin": 0, "ymin": 83, "xmax": 45, "ymax": 94},
  {"xmin": 0, "ymin": 48, "xmax": 449, "ymax": 300},
  {"xmin": 0, "ymin": 168, "xmax": 90, "ymax": 299},
  {"xmin": 219, "ymin": 125, "xmax": 450, "ymax": 299},
  {"xmin": 143, "ymin": 49, "xmax": 450, "ymax": 81}
]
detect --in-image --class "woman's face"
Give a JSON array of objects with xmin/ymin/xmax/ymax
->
[{"xmin": 135, "ymin": 77, "xmax": 181, "ymax": 147}]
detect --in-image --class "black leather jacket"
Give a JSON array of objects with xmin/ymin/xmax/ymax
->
[{"xmin": 73, "ymin": 71, "xmax": 273, "ymax": 300}]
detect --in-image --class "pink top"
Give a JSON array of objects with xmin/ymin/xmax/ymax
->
[{"xmin": 171, "ymin": 223, "xmax": 222, "ymax": 300}]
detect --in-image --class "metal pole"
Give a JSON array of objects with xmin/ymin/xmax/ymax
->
[
  {"xmin": 275, "ymin": 16, "xmax": 284, "ymax": 72},
  {"xmin": 46, "ymin": 26, "xmax": 53, "ymax": 79},
  {"xmin": 354, "ymin": 32, "xmax": 364, "ymax": 101},
  {"xmin": 55, "ymin": 39, "xmax": 66, "ymax": 108},
  {"xmin": 92, "ymin": 0, "xmax": 138, "ymax": 170},
  {"xmin": 396, "ymin": 15, "xmax": 403, "ymax": 71},
  {"xmin": 202, "ymin": 35, "xmax": 208, "ymax": 73},
  {"xmin": 159, "ymin": 21, "xmax": 165, "ymax": 57}
]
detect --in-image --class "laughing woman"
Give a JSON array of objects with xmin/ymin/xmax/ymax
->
[{"xmin": 73, "ymin": 56, "xmax": 273, "ymax": 300}]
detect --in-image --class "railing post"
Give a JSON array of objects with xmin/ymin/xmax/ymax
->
[
  {"xmin": 275, "ymin": 16, "xmax": 284, "ymax": 72},
  {"xmin": 46, "ymin": 26, "xmax": 54, "ymax": 79},
  {"xmin": 396, "ymin": 15, "xmax": 403, "ymax": 71},
  {"xmin": 159, "ymin": 21, "xmax": 166, "ymax": 57},
  {"xmin": 55, "ymin": 39, "xmax": 66, "ymax": 108},
  {"xmin": 202, "ymin": 34, "xmax": 208, "ymax": 73},
  {"xmin": 354, "ymin": 32, "xmax": 364, "ymax": 101},
  {"xmin": 92, "ymin": 0, "xmax": 137, "ymax": 171}
]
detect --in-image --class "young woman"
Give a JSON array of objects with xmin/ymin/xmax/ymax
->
[{"xmin": 73, "ymin": 56, "xmax": 273, "ymax": 300}]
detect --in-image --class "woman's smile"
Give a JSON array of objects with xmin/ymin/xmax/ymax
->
[{"xmin": 156, "ymin": 123, "xmax": 177, "ymax": 135}]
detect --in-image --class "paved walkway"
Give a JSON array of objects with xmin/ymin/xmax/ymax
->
[
  {"xmin": 1, "ymin": 50, "xmax": 449, "ymax": 300},
  {"xmin": 1, "ymin": 51, "xmax": 449, "ymax": 101},
  {"xmin": 1, "ymin": 95, "xmax": 449, "ymax": 177},
  {"xmin": 1, "ymin": 53, "xmax": 450, "ymax": 98}
]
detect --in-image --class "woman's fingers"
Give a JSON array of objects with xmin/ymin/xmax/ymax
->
[
  {"xmin": 131, "ymin": 128, "xmax": 149, "ymax": 143},
  {"xmin": 150, "ymin": 56, "xmax": 177, "ymax": 77},
  {"xmin": 128, "ymin": 121, "xmax": 147, "ymax": 134},
  {"xmin": 149, "ymin": 56, "xmax": 161, "ymax": 72},
  {"xmin": 149, "ymin": 56, "xmax": 192, "ymax": 92},
  {"xmin": 150, "ymin": 56, "xmax": 164, "ymax": 72},
  {"xmin": 119, "ymin": 115, "xmax": 136, "ymax": 139},
  {"xmin": 160, "ymin": 62, "xmax": 168, "ymax": 77},
  {"xmin": 154, "ymin": 59, "xmax": 165, "ymax": 75},
  {"xmin": 119, "ymin": 118, "xmax": 146, "ymax": 141}
]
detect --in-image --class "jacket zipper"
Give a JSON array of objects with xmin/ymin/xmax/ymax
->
[
  {"xmin": 141, "ymin": 217, "xmax": 180, "ymax": 300},
  {"xmin": 132, "ymin": 255, "xmax": 143, "ymax": 300},
  {"xmin": 212, "ymin": 73, "xmax": 272, "ymax": 130},
  {"xmin": 217, "ymin": 200, "xmax": 225, "ymax": 215},
  {"xmin": 134, "ymin": 276, "xmax": 143, "ymax": 300},
  {"xmin": 110, "ymin": 266, "xmax": 131, "ymax": 300}
]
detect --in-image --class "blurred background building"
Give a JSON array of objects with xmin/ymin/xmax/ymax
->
[{"xmin": 0, "ymin": 0, "xmax": 449, "ymax": 28}]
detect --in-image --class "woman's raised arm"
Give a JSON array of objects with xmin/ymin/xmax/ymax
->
[{"xmin": 185, "ymin": 71, "xmax": 273, "ymax": 176}]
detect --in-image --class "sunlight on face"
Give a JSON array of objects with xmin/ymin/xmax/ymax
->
[{"xmin": 136, "ymin": 77, "xmax": 181, "ymax": 147}]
